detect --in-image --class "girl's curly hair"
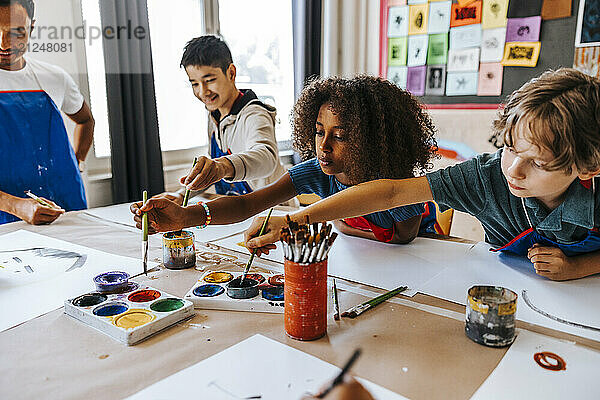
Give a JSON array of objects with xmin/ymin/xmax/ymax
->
[{"xmin": 292, "ymin": 75, "xmax": 438, "ymax": 184}]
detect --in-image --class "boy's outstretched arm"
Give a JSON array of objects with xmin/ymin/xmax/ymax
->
[
  {"xmin": 528, "ymin": 245, "xmax": 600, "ymax": 281},
  {"xmin": 246, "ymin": 176, "xmax": 433, "ymax": 249}
]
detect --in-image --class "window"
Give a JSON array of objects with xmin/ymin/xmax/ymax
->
[
  {"xmin": 147, "ymin": 0, "xmax": 207, "ymax": 152},
  {"xmin": 219, "ymin": 0, "xmax": 295, "ymax": 143}
]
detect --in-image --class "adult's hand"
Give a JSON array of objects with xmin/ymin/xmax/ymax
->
[{"xmin": 14, "ymin": 197, "xmax": 64, "ymax": 225}]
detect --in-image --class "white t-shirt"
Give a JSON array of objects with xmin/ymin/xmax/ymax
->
[{"xmin": 0, "ymin": 57, "xmax": 84, "ymax": 115}]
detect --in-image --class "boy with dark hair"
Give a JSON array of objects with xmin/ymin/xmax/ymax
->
[
  {"xmin": 247, "ymin": 68, "xmax": 600, "ymax": 281},
  {"xmin": 0, "ymin": 0, "xmax": 94, "ymax": 225},
  {"xmin": 163, "ymin": 35, "xmax": 288, "ymax": 202}
]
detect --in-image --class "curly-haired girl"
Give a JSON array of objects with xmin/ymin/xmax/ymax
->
[{"xmin": 132, "ymin": 75, "xmax": 440, "ymax": 244}]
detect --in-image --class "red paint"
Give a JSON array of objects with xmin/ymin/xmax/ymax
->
[
  {"xmin": 284, "ymin": 259, "xmax": 327, "ymax": 341},
  {"xmin": 268, "ymin": 274, "xmax": 285, "ymax": 286},
  {"xmin": 534, "ymin": 352, "xmax": 566, "ymax": 371},
  {"xmin": 128, "ymin": 290, "xmax": 161, "ymax": 302},
  {"xmin": 245, "ymin": 273, "xmax": 265, "ymax": 284}
]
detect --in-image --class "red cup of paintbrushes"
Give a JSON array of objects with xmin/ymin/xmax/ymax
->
[{"xmin": 284, "ymin": 257, "xmax": 328, "ymax": 341}]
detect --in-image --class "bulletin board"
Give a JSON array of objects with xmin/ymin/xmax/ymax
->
[{"xmin": 379, "ymin": 0, "xmax": 579, "ymax": 108}]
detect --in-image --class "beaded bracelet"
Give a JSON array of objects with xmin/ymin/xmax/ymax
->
[{"xmin": 197, "ymin": 202, "xmax": 212, "ymax": 229}]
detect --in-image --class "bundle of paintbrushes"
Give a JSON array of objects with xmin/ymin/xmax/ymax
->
[{"xmin": 280, "ymin": 216, "xmax": 338, "ymax": 263}]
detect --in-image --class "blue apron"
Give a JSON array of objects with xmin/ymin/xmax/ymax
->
[
  {"xmin": 0, "ymin": 90, "xmax": 87, "ymax": 224},
  {"xmin": 491, "ymin": 179, "xmax": 600, "ymax": 257},
  {"xmin": 210, "ymin": 134, "xmax": 252, "ymax": 196}
]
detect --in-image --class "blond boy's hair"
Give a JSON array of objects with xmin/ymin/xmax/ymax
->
[{"xmin": 492, "ymin": 68, "xmax": 600, "ymax": 173}]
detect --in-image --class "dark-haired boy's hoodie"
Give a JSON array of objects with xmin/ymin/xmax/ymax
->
[{"xmin": 208, "ymin": 89, "xmax": 287, "ymax": 192}]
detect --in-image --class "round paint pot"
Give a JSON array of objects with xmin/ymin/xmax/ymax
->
[
  {"xmin": 226, "ymin": 277, "xmax": 259, "ymax": 299},
  {"xmin": 93, "ymin": 302, "xmax": 129, "ymax": 317},
  {"xmin": 262, "ymin": 285, "xmax": 284, "ymax": 301},
  {"xmin": 93, "ymin": 271, "xmax": 130, "ymax": 293},
  {"xmin": 244, "ymin": 273, "xmax": 266, "ymax": 284},
  {"xmin": 72, "ymin": 292, "xmax": 108, "ymax": 307},
  {"xmin": 268, "ymin": 274, "xmax": 284, "ymax": 286},
  {"xmin": 113, "ymin": 309, "xmax": 156, "ymax": 329},
  {"xmin": 128, "ymin": 289, "xmax": 161, "ymax": 303},
  {"xmin": 150, "ymin": 298, "xmax": 185, "ymax": 312},
  {"xmin": 162, "ymin": 230, "xmax": 196, "ymax": 269},
  {"xmin": 193, "ymin": 284, "xmax": 225, "ymax": 297},
  {"xmin": 465, "ymin": 285, "xmax": 517, "ymax": 347},
  {"xmin": 203, "ymin": 271, "xmax": 233, "ymax": 283}
]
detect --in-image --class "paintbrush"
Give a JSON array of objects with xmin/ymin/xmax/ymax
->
[
  {"xmin": 24, "ymin": 190, "xmax": 62, "ymax": 210},
  {"xmin": 341, "ymin": 285, "xmax": 409, "ymax": 318},
  {"xmin": 182, "ymin": 157, "xmax": 198, "ymax": 207},
  {"xmin": 332, "ymin": 278, "xmax": 340, "ymax": 321},
  {"xmin": 142, "ymin": 190, "xmax": 148, "ymax": 276},
  {"xmin": 315, "ymin": 348, "xmax": 362, "ymax": 398},
  {"xmin": 240, "ymin": 208, "xmax": 273, "ymax": 284}
]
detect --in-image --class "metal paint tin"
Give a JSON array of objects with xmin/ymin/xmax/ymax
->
[
  {"xmin": 284, "ymin": 258, "xmax": 327, "ymax": 341},
  {"xmin": 162, "ymin": 230, "xmax": 196, "ymax": 269},
  {"xmin": 465, "ymin": 285, "xmax": 517, "ymax": 347},
  {"xmin": 226, "ymin": 277, "xmax": 259, "ymax": 299}
]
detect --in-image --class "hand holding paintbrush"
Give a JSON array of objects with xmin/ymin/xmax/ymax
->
[
  {"xmin": 142, "ymin": 190, "xmax": 149, "ymax": 275},
  {"xmin": 240, "ymin": 208, "xmax": 274, "ymax": 284}
]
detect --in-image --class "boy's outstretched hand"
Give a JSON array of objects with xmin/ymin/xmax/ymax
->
[
  {"xmin": 528, "ymin": 244, "xmax": 578, "ymax": 281},
  {"xmin": 180, "ymin": 155, "xmax": 234, "ymax": 191},
  {"xmin": 130, "ymin": 198, "xmax": 186, "ymax": 234},
  {"xmin": 244, "ymin": 214, "xmax": 287, "ymax": 256}
]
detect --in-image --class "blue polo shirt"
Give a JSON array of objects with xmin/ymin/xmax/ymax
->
[
  {"xmin": 289, "ymin": 158, "xmax": 425, "ymax": 229},
  {"xmin": 426, "ymin": 149, "xmax": 599, "ymax": 247}
]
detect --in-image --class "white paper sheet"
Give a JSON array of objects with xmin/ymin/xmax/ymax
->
[
  {"xmin": 126, "ymin": 334, "xmax": 409, "ymax": 400},
  {"xmin": 0, "ymin": 230, "xmax": 153, "ymax": 332},
  {"xmin": 449, "ymin": 24, "xmax": 482, "ymax": 49},
  {"xmin": 428, "ymin": 1, "xmax": 451, "ymax": 34},
  {"xmin": 420, "ymin": 242, "xmax": 600, "ymax": 342},
  {"xmin": 212, "ymin": 229, "xmax": 471, "ymax": 294},
  {"xmin": 471, "ymin": 330, "xmax": 600, "ymax": 399},
  {"xmin": 84, "ymin": 203, "xmax": 137, "ymax": 227}
]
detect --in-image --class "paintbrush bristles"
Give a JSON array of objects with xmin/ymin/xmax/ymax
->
[{"xmin": 281, "ymin": 220, "xmax": 337, "ymax": 264}]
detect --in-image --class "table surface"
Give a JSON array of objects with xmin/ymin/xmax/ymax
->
[{"xmin": 0, "ymin": 205, "xmax": 596, "ymax": 400}]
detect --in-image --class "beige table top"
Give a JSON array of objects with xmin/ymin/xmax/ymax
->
[{"xmin": 0, "ymin": 210, "xmax": 595, "ymax": 400}]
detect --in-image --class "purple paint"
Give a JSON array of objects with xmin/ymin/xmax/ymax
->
[
  {"xmin": 94, "ymin": 271, "xmax": 130, "ymax": 293},
  {"xmin": 505, "ymin": 16, "xmax": 541, "ymax": 42}
]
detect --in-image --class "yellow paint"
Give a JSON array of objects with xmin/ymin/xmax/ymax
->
[
  {"xmin": 204, "ymin": 271, "xmax": 233, "ymax": 283},
  {"xmin": 469, "ymin": 296, "xmax": 489, "ymax": 314},
  {"xmin": 408, "ymin": 3, "xmax": 428, "ymax": 35},
  {"xmin": 498, "ymin": 302, "xmax": 516, "ymax": 316},
  {"xmin": 113, "ymin": 309, "xmax": 155, "ymax": 329}
]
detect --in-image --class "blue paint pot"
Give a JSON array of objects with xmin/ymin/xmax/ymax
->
[
  {"xmin": 193, "ymin": 284, "xmax": 225, "ymax": 297},
  {"xmin": 94, "ymin": 271, "xmax": 130, "ymax": 293},
  {"xmin": 262, "ymin": 286, "xmax": 284, "ymax": 301},
  {"xmin": 93, "ymin": 302, "xmax": 129, "ymax": 317}
]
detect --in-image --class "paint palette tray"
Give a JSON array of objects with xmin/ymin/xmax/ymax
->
[
  {"xmin": 184, "ymin": 270, "xmax": 285, "ymax": 313},
  {"xmin": 64, "ymin": 283, "xmax": 194, "ymax": 345}
]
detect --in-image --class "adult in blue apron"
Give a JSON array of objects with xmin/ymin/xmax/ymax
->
[
  {"xmin": 210, "ymin": 134, "xmax": 253, "ymax": 196},
  {"xmin": 491, "ymin": 178, "xmax": 600, "ymax": 257},
  {"xmin": 0, "ymin": 88, "xmax": 87, "ymax": 224}
]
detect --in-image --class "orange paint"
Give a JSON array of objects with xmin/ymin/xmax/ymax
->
[{"xmin": 284, "ymin": 258, "xmax": 328, "ymax": 341}]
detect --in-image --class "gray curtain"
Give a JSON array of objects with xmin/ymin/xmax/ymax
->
[
  {"xmin": 99, "ymin": 0, "xmax": 165, "ymax": 202},
  {"xmin": 292, "ymin": 0, "xmax": 322, "ymax": 100}
]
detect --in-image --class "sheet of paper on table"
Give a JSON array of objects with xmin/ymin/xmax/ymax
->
[
  {"xmin": 470, "ymin": 329, "xmax": 600, "ymax": 400},
  {"xmin": 0, "ymin": 230, "xmax": 154, "ymax": 332},
  {"xmin": 126, "ymin": 334, "xmax": 409, "ymax": 400},
  {"xmin": 419, "ymin": 242, "xmax": 600, "ymax": 342}
]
